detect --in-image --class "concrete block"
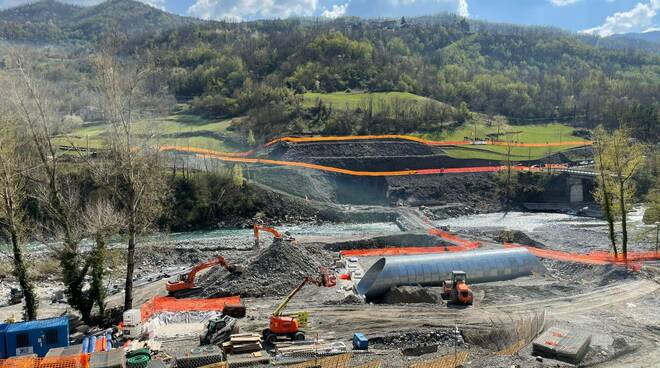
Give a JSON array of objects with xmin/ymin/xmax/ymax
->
[{"xmin": 532, "ymin": 327, "xmax": 591, "ymax": 364}]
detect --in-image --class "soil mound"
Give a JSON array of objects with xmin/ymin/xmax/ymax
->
[
  {"xmin": 199, "ymin": 241, "xmax": 334, "ymax": 298},
  {"xmin": 381, "ymin": 286, "xmax": 444, "ymax": 304},
  {"xmin": 494, "ymin": 230, "xmax": 545, "ymax": 248}
]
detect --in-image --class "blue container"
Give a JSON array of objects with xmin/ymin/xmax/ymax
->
[
  {"xmin": 0, "ymin": 323, "xmax": 8, "ymax": 359},
  {"xmin": 353, "ymin": 333, "xmax": 368, "ymax": 350},
  {"xmin": 4, "ymin": 316, "xmax": 69, "ymax": 357}
]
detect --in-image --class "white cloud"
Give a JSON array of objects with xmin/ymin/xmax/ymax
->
[
  {"xmin": 322, "ymin": 1, "xmax": 349, "ymax": 18},
  {"xmin": 0, "ymin": 0, "xmax": 165, "ymax": 10},
  {"xmin": 188, "ymin": 0, "xmax": 319, "ymax": 21},
  {"xmin": 548, "ymin": 0, "xmax": 581, "ymax": 6},
  {"xmin": 457, "ymin": 0, "xmax": 468, "ymax": 17},
  {"xmin": 581, "ymin": 0, "xmax": 659, "ymax": 37}
]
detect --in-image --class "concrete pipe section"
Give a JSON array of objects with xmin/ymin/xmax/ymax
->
[{"xmin": 356, "ymin": 248, "xmax": 545, "ymax": 299}]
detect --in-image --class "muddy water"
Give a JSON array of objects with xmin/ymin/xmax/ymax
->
[{"xmin": 435, "ymin": 207, "xmax": 654, "ymax": 252}]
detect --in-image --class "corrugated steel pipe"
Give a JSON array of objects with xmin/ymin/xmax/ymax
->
[{"xmin": 356, "ymin": 248, "xmax": 545, "ymax": 299}]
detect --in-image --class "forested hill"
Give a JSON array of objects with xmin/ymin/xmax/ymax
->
[
  {"xmin": 1, "ymin": 2, "xmax": 658, "ymax": 141},
  {"xmin": 140, "ymin": 16, "xmax": 659, "ymax": 141},
  {"xmin": 0, "ymin": 0, "xmax": 200, "ymax": 44}
]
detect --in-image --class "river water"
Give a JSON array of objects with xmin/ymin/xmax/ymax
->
[{"xmin": 434, "ymin": 207, "xmax": 654, "ymax": 252}]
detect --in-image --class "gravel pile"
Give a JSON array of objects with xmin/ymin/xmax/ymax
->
[
  {"xmin": 381, "ymin": 286, "xmax": 444, "ymax": 304},
  {"xmin": 199, "ymin": 241, "xmax": 335, "ymax": 298},
  {"xmin": 493, "ymin": 230, "xmax": 545, "ymax": 248},
  {"xmin": 369, "ymin": 328, "xmax": 463, "ymax": 351}
]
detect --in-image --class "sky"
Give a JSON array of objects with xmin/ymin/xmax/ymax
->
[{"xmin": 0, "ymin": 0, "xmax": 658, "ymax": 37}]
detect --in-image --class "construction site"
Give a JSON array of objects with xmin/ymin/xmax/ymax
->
[{"xmin": 1, "ymin": 136, "xmax": 659, "ymax": 368}]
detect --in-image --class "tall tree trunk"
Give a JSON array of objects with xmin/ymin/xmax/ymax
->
[
  {"xmin": 124, "ymin": 220, "xmax": 136, "ymax": 311},
  {"xmin": 600, "ymin": 181, "xmax": 618, "ymax": 256},
  {"xmin": 619, "ymin": 182, "xmax": 628, "ymax": 259},
  {"xmin": 91, "ymin": 236, "xmax": 107, "ymax": 315},
  {"xmin": 10, "ymin": 226, "xmax": 38, "ymax": 320}
]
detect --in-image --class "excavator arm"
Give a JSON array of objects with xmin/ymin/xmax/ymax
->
[
  {"xmin": 185, "ymin": 256, "xmax": 240, "ymax": 284},
  {"xmin": 167, "ymin": 256, "xmax": 242, "ymax": 296},
  {"xmin": 272, "ymin": 276, "xmax": 321, "ymax": 317},
  {"xmin": 253, "ymin": 225, "xmax": 283, "ymax": 241}
]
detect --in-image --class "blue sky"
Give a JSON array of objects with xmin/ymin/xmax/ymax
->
[{"xmin": 1, "ymin": 0, "xmax": 658, "ymax": 36}]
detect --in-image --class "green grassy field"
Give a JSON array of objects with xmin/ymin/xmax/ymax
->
[
  {"xmin": 57, "ymin": 111, "xmax": 236, "ymax": 152},
  {"xmin": 418, "ymin": 121, "xmax": 587, "ymax": 160},
  {"xmin": 303, "ymin": 91, "xmax": 439, "ymax": 111}
]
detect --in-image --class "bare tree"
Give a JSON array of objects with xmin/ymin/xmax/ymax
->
[
  {"xmin": 83, "ymin": 200, "xmax": 123, "ymax": 315},
  {"xmin": 5, "ymin": 52, "xmax": 98, "ymax": 322},
  {"xmin": 607, "ymin": 126, "xmax": 645, "ymax": 257},
  {"xmin": 91, "ymin": 40, "xmax": 168, "ymax": 310},
  {"xmin": 592, "ymin": 126, "xmax": 618, "ymax": 256},
  {"xmin": 0, "ymin": 113, "xmax": 38, "ymax": 320}
]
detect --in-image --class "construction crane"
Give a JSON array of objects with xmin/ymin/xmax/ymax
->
[
  {"xmin": 166, "ymin": 256, "xmax": 243, "ymax": 298},
  {"xmin": 262, "ymin": 271, "xmax": 336, "ymax": 345},
  {"xmin": 442, "ymin": 270, "xmax": 474, "ymax": 305}
]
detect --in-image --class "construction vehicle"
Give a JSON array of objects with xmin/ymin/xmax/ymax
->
[
  {"xmin": 9, "ymin": 288, "xmax": 23, "ymax": 305},
  {"xmin": 262, "ymin": 271, "xmax": 336, "ymax": 345},
  {"xmin": 166, "ymin": 256, "xmax": 243, "ymax": 297},
  {"xmin": 200, "ymin": 315, "xmax": 239, "ymax": 346},
  {"xmin": 441, "ymin": 271, "xmax": 474, "ymax": 305},
  {"xmin": 253, "ymin": 225, "xmax": 296, "ymax": 246}
]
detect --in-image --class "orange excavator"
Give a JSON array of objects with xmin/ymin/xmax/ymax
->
[
  {"xmin": 262, "ymin": 270, "xmax": 336, "ymax": 345},
  {"xmin": 253, "ymin": 224, "xmax": 298, "ymax": 246},
  {"xmin": 253, "ymin": 225, "xmax": 283, "ymax": 242},
  {"xmin": 166, "ymin": 256, "xmax": 243, "ymax": 298}
]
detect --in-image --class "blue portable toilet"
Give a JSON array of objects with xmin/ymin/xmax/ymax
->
[
  {"xmin": 4, "ymin": 316, "xmax": 69, "ymax": 357},
  {"xmin": 0, "ymin": 323, "xmax": 8, "ymax": 359}
]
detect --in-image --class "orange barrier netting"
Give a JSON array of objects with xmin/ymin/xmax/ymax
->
[
  {"xmin": 340, "ymin": 246, "xmax": 475, "ymax": 257},
  {"xmin": 0, "ymin": 355, "xmax": 89, "ymax": 368},
  {"xmin": 503, "ymin": 243, "xmax": 660, "ymax": 270},
  {"xmin": 140, "ymin": 295, "xmax": 241, "ymax": 321},
  {"xmin": 162, "ymin": 135, "xmax": 592, "ymax": 159},
  {"xmin": 428, "ymin": 228, "xmax": 480, "ymax": 248},
  {"xmin": 161, "ymin": 146, "xmax": 545, "ymax": 177},
  {"xmin": 339, "ymin": 229, "xmax": 480, "ymax": 257}
]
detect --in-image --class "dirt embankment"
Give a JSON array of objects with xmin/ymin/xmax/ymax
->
[
  {"xmin": 264, "ymin": 140, "xmax": 497, "ymax": 171},
  {"xmin": 323, "ymin": 232, "xmax": 447, "ymax": 252}
]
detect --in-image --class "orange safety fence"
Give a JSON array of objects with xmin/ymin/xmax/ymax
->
[
  {"xmin": 140, "ymin": 295, "xmax": 241, "ymax": 321},
  {"xmin": 428, "ymin": 228, "xmax": 480, "ymax": 248},
  {"xmin": 161, "ymin": 146, "xmax": 545, "ymax": 177},
  {"xmin": 340, "ymin": 246, "xmax": 475, "ymax": 257},
  {"xmin": 339, "ymin": 229, "xmax": 480, "ymax": 257},
  {"xmin": 0, "ymin": 355, "xmax": 89, "ymax": 368},
  {"xmin": 161, "ymin": 135, "xmax": 591, "ymax": 159},
  {"xmin": 503, "ymin": 243, "xmax": 660, "ymax": 270}
]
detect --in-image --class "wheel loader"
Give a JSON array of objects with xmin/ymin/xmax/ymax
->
[{"xmin": 442, "ymin": 270, "xmax": 474, "ymax": 305}]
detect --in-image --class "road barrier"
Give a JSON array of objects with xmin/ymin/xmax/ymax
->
[
  {"xmin": 0, "ymin": 355, "xmax": 88, "ymax": 368},
  {"xmin": 407, "ymin": 351, "xmax": 469, "ymax": 368}
]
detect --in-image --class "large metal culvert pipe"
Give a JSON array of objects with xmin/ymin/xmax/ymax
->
[{"xmin": 356, "ymin": 248, "xmax": 545, "ymax": 299}]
